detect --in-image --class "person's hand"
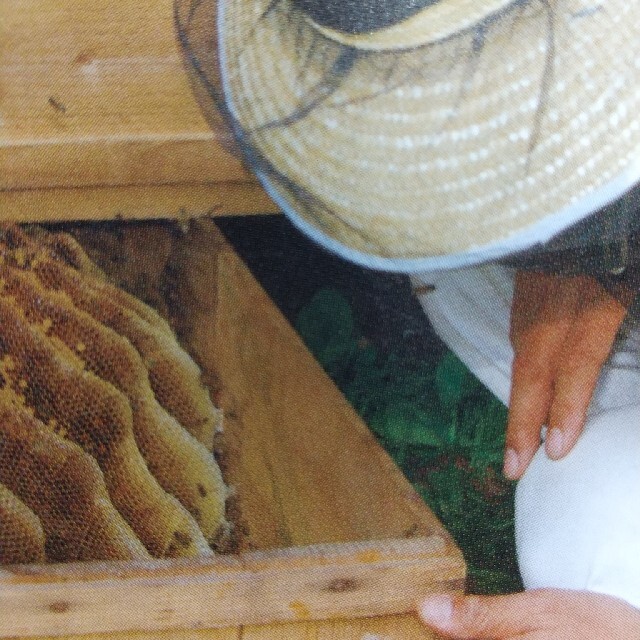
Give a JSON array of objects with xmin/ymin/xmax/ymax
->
[
  {"xmin": 417, "ymin": 589, "xmax": 640, "ymax": 639},
  {"xmin": 503, "ymin": 270, "xmax": 631, "ymax": 480}
]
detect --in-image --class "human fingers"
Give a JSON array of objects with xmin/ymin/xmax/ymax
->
[
  {"xmin": 508, "ymin": 271, "xmax": 553, "ymax": 348},
  {"xmin": 545, "ymin": 279, "xmax": 628, "ymax": 459},
  {"xmin": 416, "ymin": 591, "xmax": 548, "ymax": 639},
  {"xmin": 504, "ymin": 273, "xmax": 585, "ymax": 479},
  {"xmin": 417, "ymin": 590, "xmax": 640, "ymax": 640},
  {"xmin": 504, "ymin": 352, "xmax": 554, "ymax": 479}
]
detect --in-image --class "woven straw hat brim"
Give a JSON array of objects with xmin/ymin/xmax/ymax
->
[{"xmin": 219, "ymin": 0, "xmax": 640, "ymax": 271}]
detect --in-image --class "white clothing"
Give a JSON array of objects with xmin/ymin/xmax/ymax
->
[{"xmin": 412, "ymin": 264, "xmax": 640, "ymax": 610}]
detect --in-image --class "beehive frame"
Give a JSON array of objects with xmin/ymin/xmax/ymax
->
[{"xmin": 0, "ymin": 222, "xmax": 464, "ymax": 637}]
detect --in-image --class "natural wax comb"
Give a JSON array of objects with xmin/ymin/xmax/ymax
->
[{"xmin": 0, "ymin": 225, "xmax": 229, "ymax": 563}]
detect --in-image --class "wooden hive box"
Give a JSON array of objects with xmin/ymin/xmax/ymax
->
[{"xmin": 0, "ymin": 2, "xmax": 466, "ymax": 639}]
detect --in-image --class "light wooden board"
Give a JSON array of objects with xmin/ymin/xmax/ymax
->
[
  {"xmin": 0, "ymin": 539, "xmax": 460, "ymax": 637},
  {"xmin": 26, "ymin": 614, "xmax": 440, "ymax": 640},
  {"xmin": 26, "ymin": 629, "xmax": 240, "ymax": 640},
  {"xmin": 181, "ymin": 222, "xmax": 455, "ymax": 549},
  {"xmin": 243, "ymin": 614, "xmax": 441, "ymax": 640},
  {"xmin": 0, "ymin": 221, "xmax": 465, "ymax": 638},
  {"xmin": 0, "ymin": 183, "xmax": 279, "ymax": 224},
  {"xmin": 0, "ymin": 0, "xmax": 261, "ymax": 198}
]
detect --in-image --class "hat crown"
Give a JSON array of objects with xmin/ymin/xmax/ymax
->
[
  {"xmin": 206, "ymin": 0, "xmax": 640, "ymax": 270},
  {"xmin": 292, "ymin": 0, "xmax": 439, "ymax": 34}
]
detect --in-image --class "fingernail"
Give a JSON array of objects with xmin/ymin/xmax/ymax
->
[
  {"xmin": 419, "ymin": 595, "xmax": 453, "ymax": 627},
  {"xmin": 503, "ymin": 448, "xmax": 520, "ymax": 479},
  {"xmin": 546, "ymin": 428, "xmax": 565, "ymax": 459}
]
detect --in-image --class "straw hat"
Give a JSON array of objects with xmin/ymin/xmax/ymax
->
[{"xmin": 188, "ymin": 0, "xmax": 640, "ymax": 271}]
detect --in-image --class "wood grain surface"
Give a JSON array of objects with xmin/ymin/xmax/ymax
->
[
  {"xmin": 0, "ymin": 0, "xmax": 275, "ymax": 219},
  {"xmin": 184, "ymin": 222, "xmax": 455, "ymax": 549},
  {"xmin": 0, "ymin": 183, "xmax": 278, "ymax": 224},
  {"xmin": 25, "ymin": 613, "xmax": 440, "ymax": 640}
]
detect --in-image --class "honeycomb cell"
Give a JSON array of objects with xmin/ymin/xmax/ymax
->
[
  {"xmin": 0, "ymin": 389, "xmax": 150, "ymax": 562},
  {"xmin": 0, "ymin": 483, "xmax": 46, "ymax": 565}
]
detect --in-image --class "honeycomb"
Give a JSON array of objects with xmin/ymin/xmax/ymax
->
[
  {"xmin": 0, "ymin": 225, "xmax": 230, "ymax": 564},
  {"xmin": 0, "ymin": 482, "xmax": 45, "ymax": 564}
]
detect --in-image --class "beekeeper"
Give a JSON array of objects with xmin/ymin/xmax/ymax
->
[{"xmin": 187, "ymin": 0, "xmax": 640, "ymax": 636}]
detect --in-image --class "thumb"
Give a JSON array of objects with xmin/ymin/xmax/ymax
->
[{"xmin": 417, "ymin": 592, "xmax": 543, "ymax": 639}]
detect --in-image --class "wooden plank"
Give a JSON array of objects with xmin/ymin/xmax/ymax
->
[
  {"xmin": 243, "ymin": 614, "xmax": 440, "ymax": 640},
  {"xmin": 21, "ymin": 614, "xmax": 439, "ymax": 640},
  {"xmin": 1, "ymin": 138, "xmax": 251, "ymax": 191},
  {"xmin": 182, "ymin": 222, "xmax": 456, "ymax": 550},
  {"xmin": 0, "ymin": 183, "xmax": 279, "ymax": 223},
  {"xmin": 0, "ymin": 539, "xmax": 462, "ymax": 637},
  {"xmin": 25, "ymin": 614, "xmax": 439, "ymax": 640},
  {"xmin": 0, "ymin": 0, "xmax": 254, "ymax": 191},
  {"xmin": 28, "ymin": 629, "xmax": 240, "ymax": 640}
]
